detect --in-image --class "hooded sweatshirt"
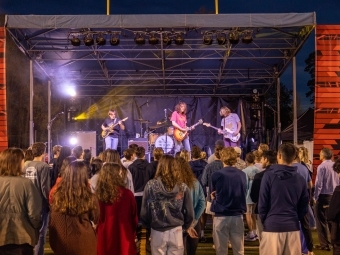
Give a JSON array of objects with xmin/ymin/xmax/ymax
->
[
  {"xmin": 140, "ymin": 178, "xmax": 194, "ymax": 232},
  {"xmin": 128, "ymin": 159, "xmax": 150, "ymax": 193},
  {"xmin": 258, "ymin": 164, "xmax": 309, "ymax": 232}
]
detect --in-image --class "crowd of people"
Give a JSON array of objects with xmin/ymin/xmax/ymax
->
[{"xmin": 0, "ymin": 140, "xmax": 340, "ymax": 255}]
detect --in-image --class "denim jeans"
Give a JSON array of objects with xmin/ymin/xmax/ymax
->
[
  {"xmin": 34, "ymin": 207, "xmax": 49, "ymax": 255},
  {"xmin": 174, "ymin": 136, "xmax": 190, "ymax": 154},
  {"xmin": 104, "ymin": 136, "xmax": 118, "ymax": 150},
  {"xmin": 213, "ymin": 215, "xmax": 244, "ymax": 255}
]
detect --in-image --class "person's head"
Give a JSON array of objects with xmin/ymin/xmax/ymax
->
[
  {"xmin": 153, "ymin": 147, "xmax": 164, "ymax": 161},
  {"xmin": 298, "ymin": 147, "xmax": 310, "ymax": 164},
  {"xmin": 214, "ymin": 145, "xmax": 223, "ymax": 160},
  {"xmin": 261, "ymin": 150, "xmax": 277, "ymax": 168},
  {"xmin": 108, "ymin": 109, "xmax": 116, "ymax": 120},
  {"xmin": 72, "ymin": 145, "xmax": 83, "ymax": 159},
  {"xmin": 220, "ymin": 147, "xmax": 238, "ymax": 167},
  {"xmin": 102, "ymin": 149, "xmax": 121, "ymax": 163},
  {"xmin": 56, "ymin": 146, "xmax": 72, "ymax": 171},
  {"xmin": 175, "ymin": 151, "xmax": 181, "ymax": 159},
  {"xmin": 91, "ymin": 158, "xmax": 103, "ymax": 175},
  {"xmin": 332, "ymin": 158, "xmax": 340, "ymax": 178},
  {"xmin": 245, "ymin": 152, "xmax": 255, "ymax": 165},
  {"xmin": 135, "ymin": 146, "xmax": 146, "ymax": 159},
  {"xmin": 234, "ymin": 146, "xmax": 242, "ymax": 158},
  {"xmin": 123, "ymin": 148, "xmax": 135, "ymax": 161},
  {"xmin": 83, "ymin": 149, "xmax": 92, "ymax": 161},
  {"xmin": 51, "ymin": 161, "xmax": 97, "ymax": 216},
  {"xmin": 320, "ymin": 148, "xmax": 333, "ymax": 161},
  {"xmin": 52, "ymin": 145, "xmax": 62, "ymax": 158},
  {"xmin": 96, "ymin": 162, "xmax": 126, "ymax": 203},
  {"xmin": 253, "ymin": 150, "xmax": 262, "ymax": 163},
  {"xmin": 215, "ymin": 139, "xmax": 225, "ymax": 148},
  {"xmin": 0, "ymin": 148, "xmax": 25, "ymax": 176},
  {"xmin": 191, "ymin": 146, "xmax": 202, "ymax": 159},
  {"xmin": 59, "ymin": 156, "xmax": 76, "ymax": 177},
  {"xmin": 155, "ymin": 155, "xmax": 182, "ymax": 191},
  {"xmin": 24, "ymin": 148, "xmax": 34, "ymax": 162},
  {"xmin": 200, "ymin": 151, "xmax": 207, "ymax": 160},
  {"xmin": 98, "ymin": 151, "xmax": 104, "ymax": 161},
  {"xmin": 175, "ymin": 101, "xmax": 187, "ymax": 114},
  {"xmin": 175, "ymin": 157, "xmax": 196, "ymax": 189},
  {"xmin": 128, "ymin": 143, "xmax": 139, "ymax": 151},
  {"xmin": 180, "ymin": 149, "xmax": 190, "ymax": 162},
  {"xmin": 219, "ymin": 106, "xmax": 231, "ymax": 117},
  {"xmin": 277, "ymin": 143, "xmax": 296, "ymax": 165},
  {"xmin": 32, "ymin": 142, "xmax": 46, "ymax": 158},
  {"xmin": 258, "ymin": 143, "xmax": 269, "ymax": 153}
]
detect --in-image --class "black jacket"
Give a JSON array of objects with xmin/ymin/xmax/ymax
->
[
  {"xmin": 327, "ymin": 185, "xmax": 340, "ymax": 245},
  {"xmin": 128, "ymin": 159, "xmax": 151, "ymax": 193}
]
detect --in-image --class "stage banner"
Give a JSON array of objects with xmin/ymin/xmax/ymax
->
[
  {"xmin": 314, "ymin": 25, "xmax": 340, "ymax": 177},
  {"xmin": 0, "ymin": 27, "xmax": 7, "ymax": 151}
]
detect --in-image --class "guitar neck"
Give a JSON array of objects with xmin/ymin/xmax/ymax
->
[{"xmin": 206, "ymin": 125, "xmax": 219, "ymax": 131}]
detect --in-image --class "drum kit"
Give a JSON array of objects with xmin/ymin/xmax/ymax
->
[{"xmin": 134, "ymin": 116, "xmax": 174, "ymax": 154}]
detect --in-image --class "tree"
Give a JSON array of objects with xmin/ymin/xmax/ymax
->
[{"xmin": 304, "ymin": 51, "xmax": 315, "ymax": 104}]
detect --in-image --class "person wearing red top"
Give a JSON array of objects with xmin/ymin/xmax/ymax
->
[{"xmin": 95, "ymin": 162, "xmax": 138, "ymax": 255}]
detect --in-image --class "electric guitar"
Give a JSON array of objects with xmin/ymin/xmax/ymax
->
[
  {"xmin": 101, "ymin": 117, "xmax": 128, "ymax": 138},
  {"xmin": 174, "ymin": 119, "xmax": 203, "ymax": 142},
  {"xmin": 203, "ymin": 122, "xmax": 240, "ymax": 142}
]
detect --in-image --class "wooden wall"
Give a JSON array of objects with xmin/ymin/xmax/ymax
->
[
  {"xmin": 0, "ymin": 27, "xmax": 7, "ymax": 151},
  {"xmin": 313, "ymin": 25, "xmax": 340, "ymax": 174}
]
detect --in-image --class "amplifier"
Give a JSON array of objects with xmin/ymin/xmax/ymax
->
[{"xmin": 128, "ymin": 138, "xmax": 149, "ymax": 152}]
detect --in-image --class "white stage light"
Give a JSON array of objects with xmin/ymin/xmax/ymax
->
[{"xmin": 70, "ymin": 137, "xmax": 78, "ymax": 145}]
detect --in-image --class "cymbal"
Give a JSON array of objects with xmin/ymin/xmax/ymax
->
[
  {"xmin": 134, "ymin": 119, "xmax": 151, "ymax": 123},
  {"xmin": 149, "ymin": 122, "xmax": 169, "ymax": 129}
]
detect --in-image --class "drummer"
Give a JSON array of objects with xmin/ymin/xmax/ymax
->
[{"xmin": 156, "ymin": 112, "xmax": 173, "ymax": 135}]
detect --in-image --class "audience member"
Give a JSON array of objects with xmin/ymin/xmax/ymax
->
[
  {"xmin": 49, "ymin": 145, "xmax": 61, "ymax": 165},
  {"xmin": 299, "ymin": 146, "xmax": 313, "ymax": 176},
  {"xmin": 0, "ymin": 148, "xmax": 42, "ymax": 255},
  {"xmin": 234, "ymin": 146, "xmax": 246, "ymax": 170},
  {"xmin": 327, "ymin": 158, "xmax": 340, "ymax": 255},
  {"xmin": 52, "ymin": 146, "xmax": 72, "ymax": 187},
  {"xmin": 207, "ymin": 140, "xmax": 224, "ymax": 164},
  {"xmin": 121, "ymin": 143, "xmax": 138, "ymax": 164},
  {"xmin": 314, "ymin": 148, "xmax": 339, "ymax": 251},
  {"xmin": 89, "ymin": 158, "xmax": 103, "ymax": 192},
  {"xmin": 250, "ymin": 150, "xmax": 277, "ymax": 241},
  {"xmin": 122, "ymin": 148, "xmax": 135, "ymax": 169},
  {"xmin": 189, "ymin": 145, "xmax": 208, "ymax": 181},
  {"xmin": 72, "ymin": 145, "xmax": 84, "ymax": 160},
  {"xmin": 146, "ymin": 147, "xmax": 164, "ymax": 179},
  {"xmin": 258, "ymin": 143, "xmax": 269, "ymax": 154},
  {"xmin": 24, "ymin": 147, "xmax": 34, "ymax": 165},
  {"xmin": 83, "ymin": 148, "xmax": 92, "ymax": 177},
  {"xmin": 96, "ymin": 163, "xmax": 138, "ymax": 255},
  {"xmin": 24, "ymin": 142, "xmax": 51, "ymax": 255},
  {"xmin": 49, "ymin": 161, "xmax": 99, "ymax": 255},
  {"xmin": 140, "ymin": 155, "xmax": 196, "ymax": 255},
  {"xmin": 180, "ymin": 149, "xmax": 191, "ymax": 162},
  {"xmin": 242, "ymin": 152, "xmax": 260, "ymax": 241},
  {"xmin": 258, "ymin": 143, "xmax": 309, "ymax": 255},
  {"xmin": 177, "ymin": 157, "xmax": 205, "ymax": 255},
  {"xmin": 253, "ymin": 150, "xmax": 263, "ymax": 171},
  {"xmin": 210, "ymin": 147, "xmax": 247, "ymax": 255}
]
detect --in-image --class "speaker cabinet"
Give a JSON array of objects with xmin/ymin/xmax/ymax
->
[
  {"xmin": 128, "ymin": 138, "xmax": 149, "ymax": 152},
  {"xmin": 60, "ymin": 131, "xmax": 97, "ymax": 157}
]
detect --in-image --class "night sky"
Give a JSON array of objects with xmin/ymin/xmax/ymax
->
[{"xmin": 2, "ymin": 0, "xmax": 340, "ymax": 110}]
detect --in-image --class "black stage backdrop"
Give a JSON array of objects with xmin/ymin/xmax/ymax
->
[{"xmin": 60, "ymin": 97, "xmax": 258, "ymax": 156}]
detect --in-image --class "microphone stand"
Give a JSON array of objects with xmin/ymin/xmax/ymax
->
[
  {"xmin": 164, "ymin": 109, "xmax": 168, "ymax": 154},
  {"xmin": 47, "ymin": 112, "xmax": 64, "ymax": 163}
]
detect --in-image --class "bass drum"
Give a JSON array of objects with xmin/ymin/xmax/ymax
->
[{"xmin": 154, "ymin": 135, "xmax": 174, "ymax": 153}]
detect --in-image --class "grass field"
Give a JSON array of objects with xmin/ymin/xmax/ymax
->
[{"xmin": 44, "ymin": 226, "xmax": 331, "ymax": 255}]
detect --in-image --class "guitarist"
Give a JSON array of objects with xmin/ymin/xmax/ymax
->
[
  {"xmin": 218, "ymin": 106, "xmax": 241, "ymax": 148},
  {"xmin": 101, "ymin": 109, "xmax": 125, "ymax": 150},
  {"xmin": 171, "ymin": 102, "xmax": 193, "ymax": 154}
]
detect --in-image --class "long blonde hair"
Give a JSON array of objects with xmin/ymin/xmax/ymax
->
[
  {"xmin": 176, "ymin": 157, "xmax": 196, "ymax": 189},
  {"xmin": 51, "ymin": 161, "xmax": 97, "ymax": 216},
  {"xmin": 96, "ymin": 163, "xmax": 125, "ymax": 203},
  {"xmin": 155, "ymin": 155, "xmax": 183, "ymax": 191}
]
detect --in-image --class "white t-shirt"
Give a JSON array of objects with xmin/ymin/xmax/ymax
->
[{"xmin": 220, "ymin": 113, "xmax": 240, "ymax": 133}]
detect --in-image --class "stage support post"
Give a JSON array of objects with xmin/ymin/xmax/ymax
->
[
  {"xmin": 29, "ymin": 60, "xmax": 34, "ymax": 145},
  {"xmin": 292, "ymin": 56, "xmax": 297, "ymax": 145},
  {"xmin": 47, "ymin": 81, "xmax": 51, "ymax": 161}
]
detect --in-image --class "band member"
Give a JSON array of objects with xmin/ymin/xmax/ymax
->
[
  {"xmin": 101, "ymin": 109, "xmax": 125, "ymax": 150},
  {"xmin": 171, "ymin": 102, "xmax": 192, "ymax": 153},
  {"xmin": 218, "ymin": 106, "xmax": 241, "ymax": 147}
]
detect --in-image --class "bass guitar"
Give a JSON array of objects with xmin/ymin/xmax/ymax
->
[
  {"xmin": 174, "ymin": 119, "xmax": 203, "ymax": 142},
  {"xmin": 203, "ymin": 122, "xmax": 240, "ymax": 142},
  {"xmin": 101, "ymin": 117, "xmax": 128, "ymax": 138}
]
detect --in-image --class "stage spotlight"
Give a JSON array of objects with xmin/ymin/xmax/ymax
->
[
  {"xmin": 135, "ymin": 34, "xmax": 145, "ymax": 45},
  {"xmin": 110, "ymin": 35, "xmax": 120, "ymax": 46},
  {"xmin": 84, "ymin": 33, "xmax": 94, "ymax": 46},
  {"xmin": 67, "ymin": 87, "xmax": 76, "ymax": 97},
  {"xmin": 71, "ymin": 36, "xmax": 81, "ymax": 46},
  {"xmin": 228, "ymin": 30, "xmax": 239, "ymax": 45},
  {"xmin": 216, "ymin": 33, "xmax": 227, "ymax": 45},
  {"xmin": 163, "ymin": 34, "xmax": 172, "ymax": 46},
  {"xmin": 174, "ymin": 34, "xmax": 184, "ymax": 45},
  {"xmin": 149, "ymin": 34, "xmax": 159, "ymax": 45},
  {"xmin": 96, "ymin": 33, "xmax": 106, "ymax": 46},
  {"xmin": 203, "ymin": 34, "xmax": 213, "ymax": 45},
  {"xmin": 242, "ymin": 30, "xmax": 253, "ymax": 44},
  {"xmin": 69, "ymin": 137, "xmax": 78, "ymax": 145}
]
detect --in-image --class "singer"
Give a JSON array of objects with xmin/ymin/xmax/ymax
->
[
  {"xmin": 218, "ymin": 106, "xmax": 241, "ymax": 148},
  {"xmin": 171, "ymin": 102, "xmax": 191, "ymax": 153}
]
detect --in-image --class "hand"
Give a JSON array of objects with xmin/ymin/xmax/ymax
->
[
  {"xmin": 210, "ymin": 191, "xmax": 216, "ymax": 200},
  {"xmin": 118, "ymin": 121, "xmax": 122, "ymax": 125},
  {"xmin": 187, "ymin": 227, "xmax": 198, "ymax": 238},
  {"xmin": 233, "ymin": 131, "xmax": 239, "ymax": 136},
  {"xmin": 191, "ymin": 126, "xmax": 195, "ymax": 130},
  {"xmin": 217, "ymin": 129, "xmax": 222, "ymax": 134}
]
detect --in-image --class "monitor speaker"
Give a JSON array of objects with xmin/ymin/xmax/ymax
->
[{"xmin": 128, "ymin": 138, "xmax": 149, "ymax": 152}]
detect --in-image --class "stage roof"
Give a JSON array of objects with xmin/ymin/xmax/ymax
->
[{"xmin": 5, "ymin": 13, "xmax": 316, "ymax": 97}]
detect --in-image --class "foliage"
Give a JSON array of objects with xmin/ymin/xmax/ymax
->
[{"xmin": 304, "ymin": 51, "xmax": 315, "ymax": 104}]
